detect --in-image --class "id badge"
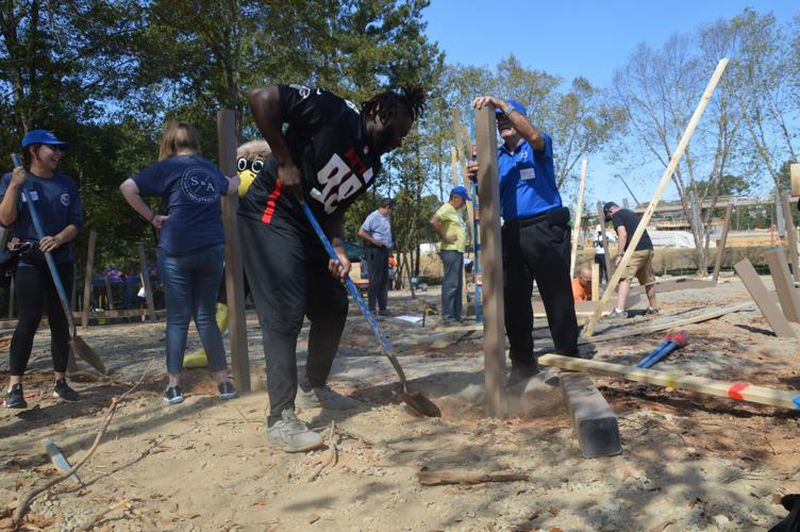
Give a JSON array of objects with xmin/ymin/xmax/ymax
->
[
  {"xmin": 519, "ymin": 167, "xmax": 535, "ymax": 181},
  {"xmin": 21, "ymin": 190, "xmax": 39, "ymax": 202}
]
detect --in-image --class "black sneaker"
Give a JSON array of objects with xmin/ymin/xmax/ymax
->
[
  {"xmin": 163, "ymin": 386, "xmax": 184, "ymax": 405},
  {"xmin": 4, "ymin": 384, "xmax": 27, "ymax": 409},
  {"xmin": 378, "ymin": 309, "xmax": 391, "ymax": 317},
  {"xmin": 644, "ymin": 307, "xmax": 660, "ymax": 315},
  {"xmin": 509, "ymin": 360, "xmax": 540, "ymax": 384},
  {"xmin": 53, "ymin": 379, "xmax": 79, "ymax": 402},
  {"xmin": 218, "ymin": 380, "xmax": 238, "ymax": 400}
]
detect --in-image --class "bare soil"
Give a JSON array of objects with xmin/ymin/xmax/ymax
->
[{"xmin": 1, "ymin": 276, "xmax": 799, "ymax": 531}]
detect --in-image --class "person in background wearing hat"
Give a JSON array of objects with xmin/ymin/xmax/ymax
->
[
  {"xmin": 468, "ymin": 96, "xmax": 579, "ymax": 381},
  {"xmin": 602, "ymin": 201, "xmax": 658, "ymax": 317},
  {"xmin": 359, "ymin": 197, "xmax": 394, "ymax": 317},
  {"xmin": 0, "ymin": 130, "xmax": 83, "ymax": 408},
  {"xmin": 430, "ymin": 186, "xmax": 470, "ymax": 324}
]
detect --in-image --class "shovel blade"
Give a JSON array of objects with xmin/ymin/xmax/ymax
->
[
  {"xmin": 402, "ymin": 392, "xmax": 441, "ymax": 418},
  {"xmin": 71, "ymin": 335, "xmax": 106, "ymax": 375}
]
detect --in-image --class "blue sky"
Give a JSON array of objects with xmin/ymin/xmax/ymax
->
[{"xmin": 423, "ymin": 1, "xmax": 799, "ymax": 207}]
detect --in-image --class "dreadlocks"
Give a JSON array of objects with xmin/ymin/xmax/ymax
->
[{"xmin": 361, "ymin": 84, "xmax": 426, "ymax": 124}]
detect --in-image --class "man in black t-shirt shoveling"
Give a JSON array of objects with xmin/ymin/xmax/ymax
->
[
  {"xmin": 239, "ymin": 83, "xmax": 425, "ymax": 452},
  {"xmin": 602, "ymin": 202, "xmax": 659, "ymax": 318}
]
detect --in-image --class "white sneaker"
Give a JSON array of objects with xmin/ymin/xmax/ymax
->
[
  {"xmin": 266, "ymin": 409, "xmax": 323, "ymax": 452},
  {"xmin": 295, "ymin": 385, "xmax": 362, "ymax": 410}
]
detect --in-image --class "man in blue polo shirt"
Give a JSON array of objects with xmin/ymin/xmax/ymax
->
[{"xmin": 468, "ymin": 95, "xmax": 578, "ymax": 381}]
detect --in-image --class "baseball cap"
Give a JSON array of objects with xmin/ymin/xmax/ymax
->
[
  {"xmin": 451, "ymin": 186, "xmax": 471, "ymax": 201},
  {"xmin": 21, "ymin": 129, "xmax": 69, "ymax": 149},
  {"xmin": 496, "ymin": 98, "xmax": 527, "ymax": 117},
  {"xmin": 602, "ymin": 201, "xmax": 618, "ymax": 220}
]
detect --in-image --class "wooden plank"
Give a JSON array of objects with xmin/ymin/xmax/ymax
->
[
  {"xmin": 591, "ymin": 262, "xmax": 600, "ymax": 301},
  {"xmin": 450, "ymin": 147, "xmax": 459, "ymax": 187},
  {"xmin": 791, "ymin": 163, "xmax": 800, "ymax": 196},
  {"xmin": 534, "ymin": 293, "xmax": 641, "ymax": 315},
  {"xmin": 560, "ymin": 373, "xmax": 622, "ymax": 458},
  {"xmin": 597, "ymin": 201, "xmax": 613, "ymax": 279},
  {"xmin": 781, "ymin": 192, "xmax": 799, "ymax": 282},
  {"xmin": 475, "ymin": 105, "xmax": 506, "ymax": 416},
  {"xmin": 711, "ymin": 204, "xmax": 733, "ymax": 283},
  {"xmin": 218, "ymin": 109, "xmax": 251, "ymax": 392},
  {"xmin": 584, "ymin": 58, "xmax": 730, "ymax": 337},
  {"xmin": 81, "ymin": 230, "xmax": 97, "ymax": 330},
  {"xmin": 570, "ymin": 159, "xmax": 588, "ymax": 277},
  {"xmin": 138, "ymin": 243, "xmax": 157, "ymax": 323},
  {"xmin": 734, "ymin": 258, "xmax": 797, "ymax": 337},
  {"xmin": 630, "ymin": 278, "xmax": 716, "ymax": 295},
  {"xmin": 540, "ymin": 353, "xmax": 800, "ymax": 412},
  {"xmin": 763, "ymin": 249, "xmax": 800, "ymax": 323},
  {"xmin": 104, "ymin": 276, "xmax": 115, "ymax": 310},
  {"xmin": 452, "ymin": 111, "xmax": 475, "ymax": 317}
]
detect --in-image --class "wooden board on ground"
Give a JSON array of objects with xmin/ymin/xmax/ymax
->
[
  {"xmin": 475, "ymin": 105, "xmax": 506, "ymax": 416},
  {"xmin": 540, "ymin": 353, "xmax": 800, "ymax": 412},
  {"xmin": 584, "ymin": 58, "xmax": 729, "ymax": 337},
  {"xmin": 764, "ymin": 248, "xmax": 800, "ymax": 323},
  {"xmin": 733, "ymin": 258, "xmax": 797, "ymax": 338}
]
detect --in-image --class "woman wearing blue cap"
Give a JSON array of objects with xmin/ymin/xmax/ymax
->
[
  {"xmin": 120, "ymin": 120, "xmax": 240, "ymax": 405},
  {"xmin": 1, "ymin": 130, "xmax": 83, "ymax": 408}
]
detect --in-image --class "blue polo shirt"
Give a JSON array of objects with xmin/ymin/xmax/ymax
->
[
  {"xmin": 0, "ymin": 172, "xmax": 83, "ymax": 264},
  {"xmin": 132, "ymin": 154, "xmax": 228, "ymax": 256},
  {"xmin": 497, "ymin": 133, "xmax": 562, "ymax": 220}
]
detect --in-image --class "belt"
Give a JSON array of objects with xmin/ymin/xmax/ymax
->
[{"xmin": 503, "ymin": 211, "xmax": 549, "ymax": 228}]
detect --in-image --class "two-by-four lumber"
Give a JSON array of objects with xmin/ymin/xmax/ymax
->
[
  {"xmin": 734, "ymin": 258, "xmax": 797, "ymax": 338},
  {"xmin": 475, "ymin": 106, "xmax": 506, "ymax": 417},
  {"xmin": 217, "ymin": 109, "xmax": 251, "ymax": 393},
  {"xmin": 540, "ymin": 353, "xmax": 800, "ymax": 412},
  {"xmin": 81, "ymin": 230, "xmax": 97, "ymax": 330},
  {"xmin": 781, "ymin": 192, "xmax": 799, "ymax": 282},
  {"xmin": 583, "ymin": 58, "xmax": 730, "ymax": 337},
  {"xmin": 764, "ymin": 248, "xmax": 800, "ymax": 323},
  {"xmin": 591, "ymin": 262, "xmax": 600, "ymax": 301},
  {"xmin": 137, "ymin": 243, "xmax": 157, "ymax": 323},
  {"xmin": 711, "ymin": 204, "xmax": 733, "ymax": 284},
  {"xmin": 560, "ymin": 373, "xmax": 622, "ymax": 458},
  {"xmin": 569, "ymin": 159, "xmax": 588, "ymax": 277}
]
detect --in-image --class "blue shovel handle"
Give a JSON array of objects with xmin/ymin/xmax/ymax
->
[
  {"xmin": 641, "ymin": 342, "xmax": 678, "ymax": 369},
  {"xmin": 635, "ymin": 339, "xmax": 671, "ymax": 368},
  {"xmin": 10, "ymin": 154, "xmax": 76, "ymax": 337},
  {"xmin": 300, "ymin": 202, "xmax": 408, "ymax": 385}
]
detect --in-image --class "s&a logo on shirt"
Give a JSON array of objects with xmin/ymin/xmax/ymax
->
[
  {"xmin": 60, "ymin": 193, "xmax": 70, "ymax": 206},
  {"xmin": 181, "ymin": 166, "xmax": 219, "ymax": 204}
]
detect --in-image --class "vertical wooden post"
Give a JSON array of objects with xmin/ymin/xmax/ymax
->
[
  {"xmin": 584, "ymin": 58, "xmax": 730, "ymax": 337},
  {"xmin": 104, "ymin": 276, "xmax": 115, "ymax": 310},
  {"xmin": 591, "ymin": 262, "xmax": 600, "ymax": 301},
  {"xmin": 781, "ymin": 192, "xmax": 799, "ymax": 282},
  {"xmin": 218, "ymin": 109, "xmax": 251, "ymax": 392},
  {"xmin": 450, "ymin": 147, "xmax": 459, "ymax": 187},
  {"xmin": 475, "ymin": 106, "xmax": 505, "ymax": 417},
  {"xmin": 711, "ymin": 204, "xmax": 732, "ymax": 284},
  {"xmin": 764, "ymin": 248, "xmax": 800, "ymax": 323},
  {"xmin": 569, "ymin": 159, "xmax": 588, "ymax": 277},
  {"xmin": 81, "ymin": 230, "xmax": 97, "ymax": 330},
  {"xmin": 138, "ymin": 243, "xmax": 157, "ymax": 322}
]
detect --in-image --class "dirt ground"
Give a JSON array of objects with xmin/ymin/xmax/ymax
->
[{"xmin": 1, "ymin": 274, "xmax": 799, "ymax": 531}]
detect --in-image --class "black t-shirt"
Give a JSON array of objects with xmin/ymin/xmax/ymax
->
[
  {"xmin": 239, "ymin": 84, "xmax": 380, "ymax": 222},
  {"xmin": 612, "ymin": 208, "xmax": 653, "ymax": 251}
]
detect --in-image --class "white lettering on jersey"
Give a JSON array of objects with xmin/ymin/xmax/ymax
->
[
  {"xmin": 311, "ymin": 153, "xmax": 368, "ymax": 214},
  {"xmin": 344, "ymin": 99, "xmax": 360, "ymax": 114},
  {"xmin": 289, "ymin": 84, "xmax": 311, "ymax": 99}
]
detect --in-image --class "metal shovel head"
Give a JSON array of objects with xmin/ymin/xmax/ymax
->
[
  {"xmin": 71, "ymin": 335, "xmax": 106, "ymax": 375},
  {"xmin": 401, "ymin": 391, "xmax": 441, "ymax": 418}
]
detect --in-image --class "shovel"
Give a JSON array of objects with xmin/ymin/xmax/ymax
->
[
  {"xmin": 10, "ymin": 154, "xmax": 106, "ymax": 375},
  {"xmin": 301, "ymin": 202, "xmax": 440, "ymax": 417}
]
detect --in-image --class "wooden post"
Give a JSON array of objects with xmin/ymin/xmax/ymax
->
[
  {"xmin": 591, "ymin": 262, "xmax": 600, "ymax": 301},
  {"xmin": 781, "ymin": 192, "xmax": 799, "ymax": 282},
  {"xmin": 452, "ymin": 111, "xmax": 477, "ymax": 318},
  {"xmin": 584, "ymin": 58, "xmax": 730, "ymax": 337},
  {"xmin": 764, "ymin": 248, "xmax": 800, "ymax": 323},
  {"xmin": 734, "ymin": 258, "xmax": 797, "ymax": 338},
  {"xmin": 569, "ymin": 159, "xmax": 588, "ymax": 277},
  {"xmin": 81, "ymin": 230, "xmax": 97, "ymax": 330},
  {"xmin": 138, "ymin": 243, "xmax": 157, "ymax": 323},
  {"xmin": 791, "ymin": 163, "xmax": 800, "ymax": 196},
  {"xmin": 597, "ymin": 201, "xmax": 613, "ymax": 279},
  {"xmin": 711, "ymin": 204, "xmax": 732, "ymax": 283},
  {"xmin": 450, "ymin": 147, "xmax": 459, "ymax": 187},
  {"xmin": 104, "ymin": 276, "xmax": 115, "ymax": 310},
  {"xmin": 475, "ymin": 106, "xmax": 506, "ymax": 417},
  {"xmin": 218, "ymin": 109, "xmax": 251, "ymax": 392}
]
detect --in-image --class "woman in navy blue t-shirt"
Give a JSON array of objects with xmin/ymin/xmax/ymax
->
[
  {"xmin": 120, "ymin": 120, "xmax": 240, "ymax": 405},
  {"xmin": 0, "ymin": 130, "xmax": 83, "ymax": 409}
]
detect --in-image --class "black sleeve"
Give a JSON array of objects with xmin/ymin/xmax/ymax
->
[
  {"xmin": 611, "ymin": 211, "xmax": 624, "ymax": 230},
  {"xmin": 278, "ymin": 84, "xmax": 351, "ymax": 135}
]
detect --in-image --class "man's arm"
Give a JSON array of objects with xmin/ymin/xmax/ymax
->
[
  {"xmin": 615, "ymin": 225, "xmax": 628, "ymax": 263},
  {"xmin": 472, "ymin": 96, "xmax": 545, "ymax": 152},
  {"xmin": 358, "ymin": 227, "xmax": 384, "ymax": 248},
  {"xmin": 430, "ymin": 213, "xmax": 456, "ymax": 243},
  {"xmin": 321, "ymin": 209, "xmax": 350, "ymax": 279},
  {"xmin": 248, "ymin": 85, "xmax": 302, "ymax": 199}
]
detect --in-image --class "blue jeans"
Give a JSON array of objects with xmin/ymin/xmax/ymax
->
[
  {"xmin": 440, "ymin": 250, "xmax": 463, "ymax": 320},
  {"xmin": 158, "ymin": 244, "xmax": 226, "ymax": 375}
]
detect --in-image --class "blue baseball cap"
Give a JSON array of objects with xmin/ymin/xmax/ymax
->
[
  {"xmin": 21, "ymin": 129, "xmax": 69, "ymax": 149},
  {"xmin": 496, "ymin": 98, "xmax": 527, "ymax": 117},
  {"xmin": 451, "ymin": 186, "xmax": 471, "ymax": 201}
]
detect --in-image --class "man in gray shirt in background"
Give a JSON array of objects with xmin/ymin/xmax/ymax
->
[{"xmin": 358, "ymin": 198, "xmax": 393, "ymax": 316}]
